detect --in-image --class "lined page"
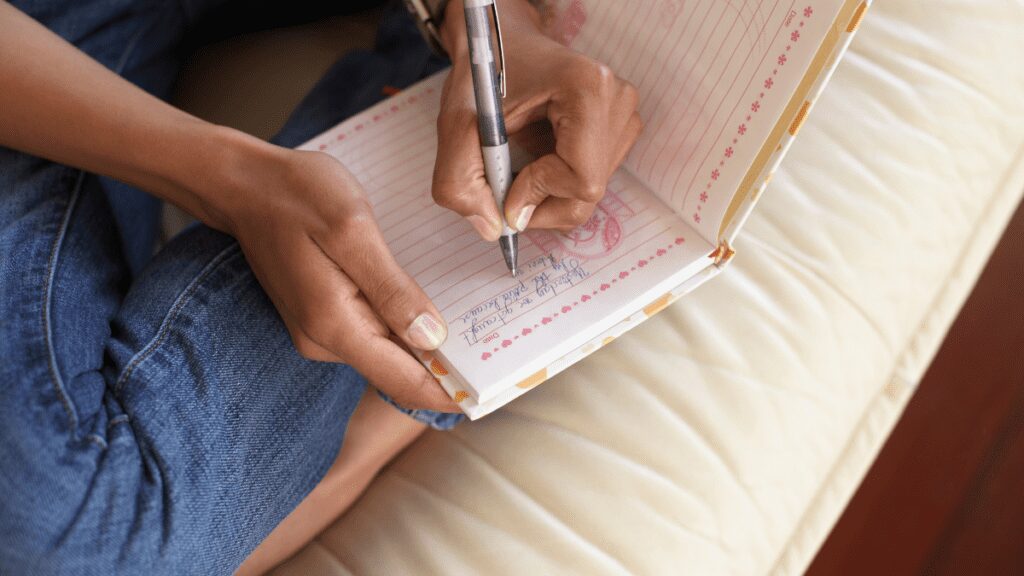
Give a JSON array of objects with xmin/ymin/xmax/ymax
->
[
  {"xmin": 301, "ymin": 74, "xmax": 713, "ymax": 401},
  {"xmin": 556, "ymin": 0, "xmax": 846, "ymax": 243}
]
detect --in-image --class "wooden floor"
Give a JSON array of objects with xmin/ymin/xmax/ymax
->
[{"xmin": 807, "ymin": 198, "xmax": 1024, "ymax": 574}]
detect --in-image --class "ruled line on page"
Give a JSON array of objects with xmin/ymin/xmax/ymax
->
[
  {"xmin": 439, "ymin": 207, "xmax": 662, "ymax": 318},
  {"xmin": 676, "ymin": 0, "xmax": 794, "ymax": 208},
  {"xmin": 648, "ymin": 0, "xmax": 771, "ymax": 192},
  {"xmin": 448, "ymin": 217, "xmax": 676, "ymax": 345}
]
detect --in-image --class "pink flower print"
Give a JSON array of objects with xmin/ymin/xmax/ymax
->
[
  {"xmin": 804, "ymin": 6, "xmax": 814, "ymax": 18},
  {"xmin": 778, "ymin": 54, "xmax": 788, "ymax": 66},
  {"xmin": 725, "ymin": 146, "xmax": 734, "ymax": 158},
  {"xmin": 791, "ymin": 30, "xmax": 801, "ymax": 42},
  {"xmin": 751, "ymin": 101, "xmax": 760, "ymax": 112},
  {"xmin": 553, "ymin": 0, "xmax": 588, "ymax": 47},
  {"xmin": 765, "ymin": 78, "xmax": 774, "ymax": 89},
  {"xmin": 738, "ymin": 124, "xmax": 747, "ymax": 135},
  {"xmin": 711, "ymin": 169, "xmax": 720, "ymax": 180},
  {"xmin": 693, "ymin": 212, "xmax": 702, "ymax": 224},
  {"xmin": 700, "ymin": 191, "xmax": 708, "ymax": 202}
]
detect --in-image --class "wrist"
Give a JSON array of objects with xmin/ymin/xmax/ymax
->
[{"xmin": 168, "ymin": 123, "xmax": 282, "ymax": 236}]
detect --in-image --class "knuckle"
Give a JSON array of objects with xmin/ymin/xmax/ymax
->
[
  {"xmin": 525, "ymin": 161, "xmax": 556, "ymax": 199},
  {"xmin": 369, "ymin": 276, "xmax": 411, "ymax": 318},
  {"xmin": 578, "ymin": 180, "xmax": 606, "ymax": 203},
  {"xmin": 337, "ymin": 202, "xmax": 376, "ymax": 239},
  {"xmin": 577, "ymin": 60, "xmax": 617, "ymax": 94}
]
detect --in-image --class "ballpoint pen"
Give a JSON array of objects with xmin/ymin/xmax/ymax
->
[{"xmin": 463, "ymin": 0, "xmax": 518, "ymax": 276}]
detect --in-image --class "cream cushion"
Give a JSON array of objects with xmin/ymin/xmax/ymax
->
[{"xmin": 257, "ymin": 1, "xmax": 1024, "ymax": 574}]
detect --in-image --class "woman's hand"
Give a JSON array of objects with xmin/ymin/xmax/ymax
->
[
  {"xmin": 0, "ymin": 2, "xmax": 455, "ymax": 411},
  {"xmin": 433, "ymin": 0, "xmax": 643, "ymax": 239},
  {"xmin": 217, "ymin": 142, "xmax": 458, "ymax": 413}
]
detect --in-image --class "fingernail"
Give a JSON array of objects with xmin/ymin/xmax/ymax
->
[
  {"xmin": 513, "ymin": 204, "xmax": 536, "ymax": 232},
  {"xmin": 407, "ymin": 313, "xmax": 447, "ymax": 350},
  {"xmin": 467, "ymin": 215, "xmax": 501, "ymax": 241}
]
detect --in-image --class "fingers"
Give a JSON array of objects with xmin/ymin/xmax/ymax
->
[
  {"xmin": 280, "ymin": 243, "xmax": 457, "ymax": 412},
  {"xmin": 504, "ymin": 153, "xmax": 594, "ymax": 231},
  {"xmin": 320, "ymin": 213, "xmax": 448, "ymax": 353},
  {"xmin": 432, "ymin": 70, "xmax": 504, "ymax": 241},
  {"xmin": 355, "ymin": 334, "xmax": 460, "ymax": 413},
  {"xmin": 325, "ymin": 294, "xmax": 455, "ymax": 412},
  {"xmin": 280, "ymin": 312, "xmax": 346, "ymax": 363},
  {"xmin": 503, "ymin": 66, "xmax": 642, "ymax": 232},
  {"xmin": 526, "ymin": 197, "xmax": 597, "ymax": 231},
  {"xmin": 615, "ymin": 112, "xmax": 644, "ymax": 167},
  {"xmin": 327, "ymin": 304, "xmax": 456, "ymax": 413},
  {"xmin": 290, "ymin": 291, "xmax": 458, "ymax": 412}
]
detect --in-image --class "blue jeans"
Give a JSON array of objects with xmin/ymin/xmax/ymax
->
[{"xmin": 0, "ymin": 1, "xmax": 462, "ymax": 573}]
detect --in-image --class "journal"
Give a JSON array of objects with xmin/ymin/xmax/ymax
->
[{"xmin": 299, "ymin": 0, "xmax": 871, "ymax": 418}]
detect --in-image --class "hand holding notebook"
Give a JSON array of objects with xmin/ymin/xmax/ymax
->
[{"xmin": 302, "ymin": 0, "xmax": 871, "ymax": 419}]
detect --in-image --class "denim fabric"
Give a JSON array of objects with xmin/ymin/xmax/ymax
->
[{"xmin": 0, "ymin": 1, "xmax": 461, "ymax": 573}]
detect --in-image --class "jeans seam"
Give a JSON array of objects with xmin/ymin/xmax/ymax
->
[
  {"xmin": 40, "ymin": 2, "xmax": 174, "ymax": 442},
  {"xmin": 113, "ymin": 243, "xmax": 242, "ymax": 394},
  {"xmin": 42, "ymin": 173, "xmax": 86, "ymax": 436}
]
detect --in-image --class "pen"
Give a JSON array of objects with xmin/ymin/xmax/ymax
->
[{"xmin": 463, "ymin": 0, "xmax": 518, "ymax": 276}]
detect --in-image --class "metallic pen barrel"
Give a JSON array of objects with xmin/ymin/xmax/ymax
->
[{"xmin": 464, "ymin": 0, "xmax": 518, "ymax": 276}]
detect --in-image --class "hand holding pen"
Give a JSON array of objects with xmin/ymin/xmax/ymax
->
[
  {"xmin": 432, "ymin": 0, "xmax": 643, "ymax": 263},
  {"xmin": 462, "ymin": 0, "xmax": 518, "ymax": 275}
]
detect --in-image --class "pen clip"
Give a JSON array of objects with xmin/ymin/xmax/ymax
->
[{"xmin": 490, "ymin": 2, "xmax": 507, "ymax": 98}]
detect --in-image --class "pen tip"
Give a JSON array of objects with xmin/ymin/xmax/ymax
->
[{"xmin": 499, "ymin": 233, "xmax": 519, "ymax": 278}]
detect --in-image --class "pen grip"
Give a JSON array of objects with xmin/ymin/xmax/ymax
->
[{"xmin": 482, "ymin": 143, "xmax": 512, "ymax": 217}]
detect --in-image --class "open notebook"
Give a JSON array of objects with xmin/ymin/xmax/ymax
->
[{"xmin": 300, "ymin": 0, "xmax": 871, "ymax": 419}]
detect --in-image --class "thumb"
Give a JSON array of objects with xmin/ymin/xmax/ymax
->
[
  {"xmin": 330, "ymin": 222, "xmax": 448, "ymax": 352},
  {"xmin": 432, "ymin": 71, "xmax": 504, "ymax": 241}
]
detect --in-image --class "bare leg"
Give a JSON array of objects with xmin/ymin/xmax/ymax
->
[{"xmin": 235, "ymin": 388, "xmax": 428, "ymax": 576}]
